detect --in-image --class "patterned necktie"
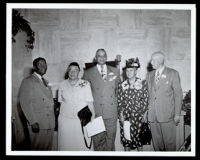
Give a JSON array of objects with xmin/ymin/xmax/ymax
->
[
  {"xmin": 155, "ymin": 71, "xmax": 160, "ymax": 84},
  {"xmin": 41, "ymin": 77, "xmax": 47, "ymax": 87},
  {"xmin": 101, "ymin": 66, "xmax": 104, "ymax": 77}
]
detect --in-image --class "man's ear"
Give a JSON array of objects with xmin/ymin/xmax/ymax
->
[{"xmin": 33, "ymin": 65, "xmax": 37, "ymax": 72}]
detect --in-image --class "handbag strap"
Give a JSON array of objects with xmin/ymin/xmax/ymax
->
[{"xmin": 80, "ymin": 123, "xmax": 92, "ymax": 149}]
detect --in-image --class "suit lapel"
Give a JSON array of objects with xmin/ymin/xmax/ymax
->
[
  {"xmin": 32, "ymin": 74, "xmax": 52, "ymax": 98},
  {"xmin": 156, "ymin": 67, "xmax": 168, "ymax": 90},
  {"xmin": 94, "ymin": 65, "xmax": 106, "ymax": 83},
  {"xmin": 107, "ymin": 66, "xmax": 112, "ymax": 76}
]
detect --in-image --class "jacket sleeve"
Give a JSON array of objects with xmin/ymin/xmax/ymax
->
[
  {"xmin": 19, "ymin": 79, "xmax": 38, "ymax": 125},
  {"xmin": 172, "ymin": 70, "xmax": 183, "ymax": 116}
]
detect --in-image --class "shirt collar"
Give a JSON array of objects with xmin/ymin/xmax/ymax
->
[
  {"xmin": 33, "ymin": 72, "xmax": 42, "ymax": 81},
  {"xmin": 156, "ymin": 65, "xmax": 165, "ymax": 75},
  {"xmin": 97, "ymin": 64, "xmax": 107, "ymax": 73}
]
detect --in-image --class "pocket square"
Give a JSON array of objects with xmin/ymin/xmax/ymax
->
[{"xmin": 166, "ymin": 81, "xmax": 169, "ymax": 84}]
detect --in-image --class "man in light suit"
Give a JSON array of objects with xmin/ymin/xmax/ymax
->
[
  {"xmin": 83, "ymin": 49, "xmax": 120, "ymax": 151},
  {"xmin": 19, "ymin": 57, "xmax": 55, "ymax": 150},
  {"xmin": 146, "ymin": 51, "xmax": 183, "ymax": 151}
]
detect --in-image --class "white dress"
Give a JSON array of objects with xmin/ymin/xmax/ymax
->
[{"xmin": 58, "ymin": 79, "xmax": 94, "ymax": 151}]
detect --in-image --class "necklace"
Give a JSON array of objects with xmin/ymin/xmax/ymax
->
[{"xmin": 68, "ymin": 79, "xmax": 79, "ymax": 86}]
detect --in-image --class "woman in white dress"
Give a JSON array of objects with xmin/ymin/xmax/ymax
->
[{"xmin": 58, "ymin": 62, "xmax": 95, "ymax": 151}]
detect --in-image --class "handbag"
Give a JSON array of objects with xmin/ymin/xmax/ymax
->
[
  {"xmin": 139, "ymin": 122, "xmax": 152, "ymax": 145},
  {"xmin": 77, "ymin": 106, "xmax": 92, "ymax": 149},
  {"xmin": 139, "ymin": 111, "xmax": 152, "ymax": 145}
]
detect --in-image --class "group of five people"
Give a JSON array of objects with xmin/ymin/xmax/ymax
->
[{"xmin": 19, "ymin": 49, "xmax": 183, "ymax": 151}]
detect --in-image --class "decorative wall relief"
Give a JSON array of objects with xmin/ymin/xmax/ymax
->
[{"xmin": 12, "ymin": 9, "xmax": 35, "ymax": 50}]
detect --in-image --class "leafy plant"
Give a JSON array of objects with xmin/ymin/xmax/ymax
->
[
  {"xmin": 12, "ymin": 9, "xmax": 35, "ymax": 50},
  {"xmin": 182, "ymin": 90, "xmax": 191, "ymax": 126}
]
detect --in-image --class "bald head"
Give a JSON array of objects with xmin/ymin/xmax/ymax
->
[{"xmin": 151, "ymin": 51, "xmax": 165, "ymax": 70}]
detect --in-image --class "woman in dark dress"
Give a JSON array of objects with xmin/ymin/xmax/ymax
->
[{"xmin": 117, "ymin": 58, "xmax": 149, "ymax": 151}]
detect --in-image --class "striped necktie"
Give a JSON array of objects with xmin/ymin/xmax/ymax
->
[
  {"xmin": 155, "ymin": 71, "xmax": 160, "ymax": 84},
  {"xmin": 101, "ymin": 66, "xmax": 104, "ymax": 77},
  {"xmin": 41, "ymin": 77, "xmax": 47, "ymax": 87}
]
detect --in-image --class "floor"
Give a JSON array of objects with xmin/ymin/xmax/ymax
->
[{"xmin": 52, "ymin": 120, "xmax": 155, "ymax": 151}]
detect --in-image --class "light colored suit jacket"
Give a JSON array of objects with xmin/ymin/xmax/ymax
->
[
  {"xmin": 146, "ymin": 66, "xmax": 183, "ymax": 122},
  {"xmin": 19, "ymin": 74, "xmax": 55, "ymax": 129},
  {"xmin": 83, "ymin": 65, "xmax": 120, "ymax": 119}
]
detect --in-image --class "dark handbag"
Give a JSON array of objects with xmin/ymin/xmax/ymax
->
[
  {"xmin": 139, "ymin": 122, "xmax": 152, "ymax": 145},
  {"xmin": 77, "ymin": 106, "xmax": 92, "ymax": 149}
]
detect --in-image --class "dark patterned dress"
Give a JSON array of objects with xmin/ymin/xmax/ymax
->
[{"xmin": 117, "ymin": 78, "xmax": 149, "ymax": 149}]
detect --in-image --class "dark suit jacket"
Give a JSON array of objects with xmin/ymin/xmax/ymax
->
[
  {"xmin": 19, "ymin": 74, "xmax": 55, "ymax": 129},
  {"xmin": 146, "ymin": 66, "xmax": 183, "ymax": 122},
  {"xmin": 83, "ymin": 65, "xmax": 120, "ymax": 119}
]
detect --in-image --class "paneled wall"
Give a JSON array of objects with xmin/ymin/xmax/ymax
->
[{"xmin": 19, "ymin": 9, "xmax": 191, "ymax": 92}]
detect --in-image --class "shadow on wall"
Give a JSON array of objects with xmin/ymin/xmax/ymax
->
[
  {"xmin": 12, "ymin": 67, "xmax": 33, "ymax": 151},
  {"xmin": 23, "ymin": 67, "xmax": 33, "ymax": 79},
  {"xmin": 12, "ymin": 101, "xmax": 31, "ymax": 150}
]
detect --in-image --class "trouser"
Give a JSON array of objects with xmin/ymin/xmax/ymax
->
[
  {"xmin": 28, "ymin": 127, "xmax": 54, "ymax": 150},
  {"xmin": 150, "ymin": 120, "xmax": 176, "ymax": 151},
  {"xmin": 93, "ymin": 117, "xmax": 117, "ymax": 151}
]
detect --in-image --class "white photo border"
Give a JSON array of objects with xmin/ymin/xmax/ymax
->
[{"xmin": 6, "ymin": 3, "xmax": 196, "ymax": 156}]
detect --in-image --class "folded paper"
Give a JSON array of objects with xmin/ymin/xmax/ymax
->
[
  {"xmin": 85, "ymin": 116, "xmax": 106, "ymax": 137},
  {"xmin": 123, "ymin": 121, "xmax": 131, "ymax": 141}
]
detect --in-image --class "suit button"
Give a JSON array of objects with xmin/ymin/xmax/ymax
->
[{"xmin": 155, "ymin": 97, "xmax": 157, "ymax": 100}]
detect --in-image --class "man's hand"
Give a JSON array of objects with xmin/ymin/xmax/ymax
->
[
  {"xmin": 174, "ymin": 115, "xmax": 180, "ymax": 126},
  {"xmin": 31, "ymin": 123, "xmax": 40, "ymax": 133}
]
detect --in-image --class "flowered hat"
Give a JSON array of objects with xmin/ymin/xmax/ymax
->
[{"xmin": 125, "ymin": 57, "xmax": 140, "ymax": 69}]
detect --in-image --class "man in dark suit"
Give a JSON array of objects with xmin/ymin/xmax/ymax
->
[
  {"xmin": 146, "ymin": 51, "xmax": 183, "ymax": 151},
  {"xmin": 19, "ymin": 57, "xmax": 55, "ymax": 150},
  {"xmin": 83, "ymin": 49, "xmax": 120, "ymax": 151}
]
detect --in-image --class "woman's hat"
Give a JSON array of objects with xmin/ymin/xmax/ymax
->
[{"xmin": 125, "ymin": 57, "xmax": 140, "ymax": 69}]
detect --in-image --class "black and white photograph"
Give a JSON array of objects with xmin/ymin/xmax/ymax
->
[{"xmin": 6, "ymin": 3, "xmax": 196, "ymax": 156}]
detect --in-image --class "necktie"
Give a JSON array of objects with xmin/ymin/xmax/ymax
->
[
  {"xmin": 155, "ymin": 71, "xmax": 160, "ymax": 84},
  {"xmin": 101, "ymin": 66, "xmax": 104, "ymax": 77},
  {"xmin": 41, "ymin": 77, "xmax": 47, "ymax": 87}
]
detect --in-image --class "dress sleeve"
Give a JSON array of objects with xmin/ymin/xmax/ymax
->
[
  {"xmin": 85, "ymin": 81, "xmax": 94, "ymax": 102},
  {"xmin": 117, "ymin": 83, "xmax": 125, "ymax": 117},
  {"xmin": 141, "ymin": 80, "xmax": 149, "ymax": 113}
]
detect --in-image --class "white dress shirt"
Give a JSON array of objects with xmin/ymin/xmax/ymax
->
[
  {"xmin": 34, "ymin": 72, "xmax": 43, "ymax": 82},
  {"xmin": 97, "ymin": 64, "xmax": 107, "ymax": 77},
  {"xmin": 155, "ymin": 65, "xmax": 165, "ymax": 78}
]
